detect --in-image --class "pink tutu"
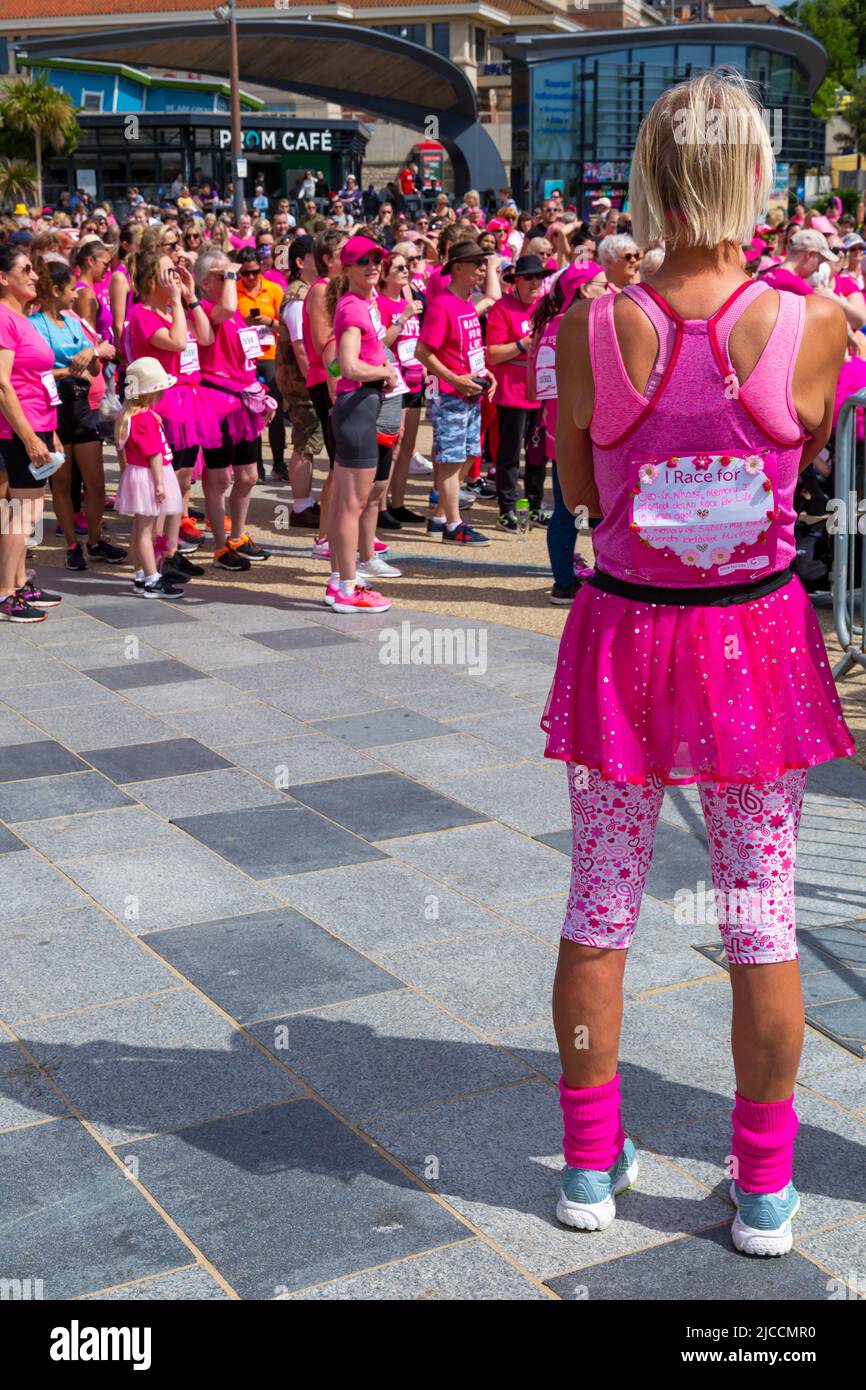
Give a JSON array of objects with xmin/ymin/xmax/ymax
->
[
  {"xmin": 542, "ymin": 575, "xmax": 855, "ymax": 786},
  {"xmin": 114, "ymin": 464, "xmax": 183, "ymax": 518},
  {"xmin": 158, "ymin": 380, "xmax": 223, "ymax": 452},
  {"xmin": 198, "ymin": 383, "xmax": 268, "ymax": 445}
]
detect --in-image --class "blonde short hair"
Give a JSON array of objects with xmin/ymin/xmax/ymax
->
[{"xmin": 629, "ymin": 70, "xmax": 774, "ymax": 251}]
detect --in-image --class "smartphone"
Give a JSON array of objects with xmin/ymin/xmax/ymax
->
[{"xmin": 251, "ymin": 308, "xmax": 260, "ymax": 319}]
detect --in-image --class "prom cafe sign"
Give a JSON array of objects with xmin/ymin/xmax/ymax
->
[{"xmin": 218, "ymin": 127, "xmax": 333, "ymax": 153}]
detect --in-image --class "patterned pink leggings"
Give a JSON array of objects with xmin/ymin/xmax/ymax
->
[{"xmin": 563, "ymin": 766, "xmax": 807, "ymax": 965}]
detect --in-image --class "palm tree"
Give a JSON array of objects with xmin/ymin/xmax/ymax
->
[
  {"xmin": 0, "ymin": 74, "xmax": 77, "ymax": 209},
  {"xmin": 0, "ymin": 157, "xmax": 37, "ymax": 208}
]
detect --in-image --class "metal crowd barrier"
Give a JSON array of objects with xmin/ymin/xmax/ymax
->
[{"xmin": 832, "ymin": 387, "xmax": 866, "ymax": 680}]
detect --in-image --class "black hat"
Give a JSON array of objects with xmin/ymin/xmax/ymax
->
[
  {"xmin": 503, "ymin": 254, "xmax": 545, "ymax": 282},
  {"xmin": 445, "ymin": 239, "xmax": 488, "ymax": 266}
]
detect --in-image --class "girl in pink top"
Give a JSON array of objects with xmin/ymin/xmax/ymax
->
[
  {"xmin": 114, "ymin": 357, "xmax": 184, "ymax": 599},
  {"xmin": 546, "ymin": 74, "xmax": 854, "ymax": 1257}
]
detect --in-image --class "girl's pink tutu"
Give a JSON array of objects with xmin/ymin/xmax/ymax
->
[
  {"xmin": 114, "ymin": 464, "xmax": 183, "ymax": 518},
  {"xmin": 158, "ymin": 381, "xmax": 223, "ymax": 452},
  {"xmin": 197, "ymin": 383, "xmax": 268, "ymax": 445},
  {"xmin": 542, "ymin": 576, "xmax": 855, "ymax": 786}
]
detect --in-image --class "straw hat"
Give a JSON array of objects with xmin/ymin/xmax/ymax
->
[{"xmin": 124, "ymin": 356, "xmax": 177, "ymax": 398}]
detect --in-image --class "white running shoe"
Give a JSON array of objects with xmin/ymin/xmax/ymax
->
[
  {"xmin": 408, "ymin": 451, "xmax": 434, "ymax": 474},
  {"xmin": 311, "ymin": 538, "xmax": 330, "ymax": 559},
  {"xmin": 358, "ymin": 556, "xmax": 402, "ymax": 579}
]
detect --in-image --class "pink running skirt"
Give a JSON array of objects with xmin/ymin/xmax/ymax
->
[
  {"xmin": 197, "ymin": 383, "xmax": 268, "ymax": 445},
  {"xmin": 542, "ymin": 574, "xmax": 855, "ymax": 786},
  {"xmin": 157, "ymin": 381, "xmax": 223, "ymax": 452}
]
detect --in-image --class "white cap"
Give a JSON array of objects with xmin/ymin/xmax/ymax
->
[{"xmin": 124, "ymin": 356, "xmax": 177, "ymax": 398}]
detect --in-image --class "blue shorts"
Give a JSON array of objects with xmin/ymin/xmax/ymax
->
[{"xmin": 431, "ymin": 394, "xmax": 481, "ymax": 464}]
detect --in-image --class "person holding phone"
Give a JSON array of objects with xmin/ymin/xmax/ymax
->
[{"xmin": 236, "ymin": 246, "xmax": 286, "ymax": 481}]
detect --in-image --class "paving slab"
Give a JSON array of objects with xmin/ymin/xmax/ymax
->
[
  {"xmin": 83, "ymin": 737, "xmax": 233, "ymax": 784},
  {"xmin": 386, "ymin": 823, "xmax": 571, "ymax": 905},
  {"xmin": 290, "ymin": 771, "xmax": 489, "ymax": 842},
  {"xmin": 288, "ymin": 1239, "xmax": 548, "ymax": 1300},
  {"xmin": 126, "ymin": 768, "xmax": 285, "ymax": 818},
  {"xmin": 0, "ymin": 740, "xmax": 91, "ymax": 783},
  {"xmin": 172, "ymin": 803, "xmax": 387, "ymax": 879}
]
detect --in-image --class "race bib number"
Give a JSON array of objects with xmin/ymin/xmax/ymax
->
[
  {"xmin": 533, "ymin": 342, "xmax": 556, "ymax": 400},
  {"xmin": 384, "ymin": 362, "xmax": 410, "ymax": 398},
  {"xmin": 179, "ymin": 338, "xmax": 200, "ymax": 374},
  {"xmin": 255, "ymin": 324, "xmax": 276, "ymax": 349},
  {"xmin": 41, "ymin": 371, "xmax": 61, "ymax": 406},
  {"xmin": 397, "ymin": 336, "xmax": 419, "ymax": 365},
  {"xmin": 369, "ymin": 303, "xmax": 385, "ymax": 340},
  {"xmin": 629, "ymin": 449, "xmax": 779, "ymax": 582},
  {"xmin": 239, "ymin": 327, "xmax": 263, "ymax": 360},
  {"xmin": 468, "ymin": 347, "xmax": 486, "ymax": 375}
]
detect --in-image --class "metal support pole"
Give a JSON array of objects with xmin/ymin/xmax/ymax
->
[{"xmin": 228, "ymin": 0, "xmax": 245, "ymax": 220}]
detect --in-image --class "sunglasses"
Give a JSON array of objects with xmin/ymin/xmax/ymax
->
[
  {"xmin": 185, "ymin": 232, "xmax": 203, "ymax": 242},
  {"xmin": 517, "ymin": 273, "xmax": 545, "ymax": 282},
  {"xmin": 622, "ymin": 252, "xmax": 640, "ymax": 262},
  {"xmin": 355, "ymin": 255, "xmax": 384, "ymax": 267},
  {"xmin": 15, "ymin": 262, "xmax": 35, "ymax": 275},
  {"xmin": 163, "ymin": 240, "xmax": 180, "ymax": 251},
  {"xmin": 240, "ymin": 267, "xmax": 260, "ymax": 276}
]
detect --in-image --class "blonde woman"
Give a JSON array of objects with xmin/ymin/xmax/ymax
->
[{"xmin": 546, "ymin": 71, "xmax": 852, "ymax": 1256}]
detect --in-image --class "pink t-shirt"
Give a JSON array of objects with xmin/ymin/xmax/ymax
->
[
  {"xmin": 425, "ymin": 265, "xmax": 451, "ymax": 301},
  {"xmin": 302, "ymin": 278, "xmax": 328, "ymax": 389},
  {"xmin": 198, "ymin": 301, "xmax": 258, "ymax": 389},
  {"xmin": 759, "ymin": 266, "xmax": 812, "ymax": 296},
  {"xmin": 229, "ymin": 233, "xmax": 255, "ymax": 251},
  {"xmin": 418, "ymin": 288, "xmax": 485, "ymax": 396},
  {"xmin": 128, "ymin": 303, "xmax": 201, "ymax": 385},
  {"xmin": 835, "ymin": 274, "xmax": 861, "ymax": 299},
  {"xmin": 378, "ymin": 292, "xmax": 423, "ymax": 390},
  {"xmin": 119, "ymin": 407, "xmax": 173, "ymax": 468},
  {"xmin": 263, "ymin": 267, "xmax": 288, "ymax": 293},
  {"xmin": 333, "ymin": 290, "xmax": 386, "ymax": 395},
  {"xmin": 484, "ymin": 291, "xmax": 538, "ymax": 409},
  {"xmin": 0, "ymin": 302, "xmax": 57, "ymax": 438}
]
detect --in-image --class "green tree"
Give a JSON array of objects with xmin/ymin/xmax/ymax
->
[
  {"xmin": 837, "ymin": 75, "xmax": 866, "ymax": 154},
  {"xmin": 0, "ymin": 74, "xmax": 77, "ymax": 208},
  {"xmin": 0, "ymin": 157, "xmax": 37, "ymax": 208},
  {"xmin": 783, "ymin": 0, "xmax": 866, "ymax": 117}
]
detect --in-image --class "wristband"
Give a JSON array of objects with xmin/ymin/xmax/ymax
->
[
  {"xmin": 187, "ymin": 298, "xmax": 201, "ymax": 310},
  {"xmin": 224, "ymin": 272, "xmax": 237, "ymax": 281}
]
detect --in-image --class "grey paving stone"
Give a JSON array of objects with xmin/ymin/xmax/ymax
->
[
  {"xmin": 73, "ymin": 599, "xmax": 195, "ymax": 629},
  {"xmin": 28, "ymin": 704, "xmax": 178, "ymax": 754},
  {"xmin": 19, "ymin": 806, "xmax": 187, "ymax": 862},
  {"xmin": 795, "ymin": 875, "xmax": 866, "ymax": 927},
  {"xmin": 194, "ymin": 603, "xmax": 316, "ymax": 635},
  {"xmin": 365, "ymin": 733, "xmax": 527, "ymax": 781},
  {"xmin": 796, "ymin": 1218, "xmax": 866, "ymax": 1291},
  {"xmin": 798, "ymin": 1060, "xmax": 866, "ymax": 1111},
  {"xmin": 0, "ymin": 1041, "xmax": 70, "ymax": 1128},
  {"xmin": 546, "ymin": 1224, "xmax": 832, "ymax": 1300},
  {"xmin": 83, "ymin": 737, "xmax": 233, "ymax": 784},
  {"xmin": 127, "ymin": 769, "xmax": 285, "ymax": 818},
  {"xmin": 57, "ymin": 843, "xmax": 284, "ymax": 934},
  {"xmin": 249, "ymin": 627, "xmax": 359, "ymax": 652},
  {"xmin": 458, "ymin": 661, "xmax": 555, "ymax": 698},
  {"xmin": 25, "ymin": 614, "xmax": 124, "ymax": 646},
  {"xmin": 120, "ymin": 677, "xmax": 251, "ymax": 714},
  {"xmin": 0, "ymin": 706, "xmax": 68, "ymax": 745},
  {"xmin": 251, "ymin": 988, "xmax": 528, "ymax": 1120},
  {"xmin": 263, "ymin": 680, "xmax": 393, "ymax": 722},
  {"xmin": 0, "ymin": 652, "xmax": 72, "ymax": 688},
  {"xmin": 122, "ymin": 1100, "xmax": 467, "ymax": 1298},
  {"xmin": 0, "ymin": 1117, "xmax": 189, "ymax": 1298},
  {"xmin": 230, "ymin": 734, "xmax": 381, "ymax": 786},
  {"xmin": 271, "ymin": 859, "xmax": 516, "ymax": 956},
  {"xmin": 161, "ymin": 702, "xmax": 305, "ymax": 751},
  {"xmin": 447, "ymin": 706, "xmax": 549, "ymax": 759},
  {"xmin": 156, "ymin": 640, "xmax": 299, "ymax": 674},
  {"xmin": 1, "ymin": 676, "xmax": 118, "ymax": 712},
  {"xmin": 0, "ymin": 825, "xmax": 24, "ymax": 853},
  {"xmin": 290, "ymin": 771, "xmax": 489, "ymax": 842},
  {"xmin": 83, "ymin": 658, "xmax": 210, "ymax": 692},
  {"xmin": 642, "ymin": 821, "xmax": 713, "ymax": 900},
  {"xmin": 312, "ymin": 708, "xmax": 448, "ymax": 748},
  {"xmin": 82, "ymin": 1266, "xmax": 231, "ymax": 1300},
  {"xmin": 377, "ymin": 928, "xmax": 555, "ymax": 1039},
  {"xmin": 366, "ymin": 1082, "xmax": 732, "ymax": 1279},
  {"xmin": 399, "ymin": 682, "xmax": 523, "ymax": 720},
  {"xmin": 0, "ymin": 904, "xmax": 178, "ymax": 1023},
  {"xmin": 800, "ymin": 968, "xmax": 866, "ymax": 1006},
  {"xmin": 211, "ymin": 657, "xmax": 311, "ymax": 693},
  {"xmin": 172, "ymin": 803, "xmax": 386, "ymax": 879},
  {"xmin": 429, "ymin": 763, "xmax": 570, "ymax": 837},
  {"xmin": 387, "ymin": 822, "xmax": 571, "ymax": 905},
  {"xmin": 144, "ymin": 907, "xmax": 402, "ymax": 1024},
  {"xmin": 0, "ymin": 771, "xmax": 135, "ymax": 823},
  {"xmin": 21, "ymin": 992, "xmax": 303, "ymax": 1147},
  {"xmin": 289, "ymin": 1239, "xmax": 548, "ymax": 1300},
  {"xmin": 495, "ymin": 895, "xmax": 564, "ymax": 941},
  {"xmin": 806, "ymin": 758, "xmax": 866, "ymax": 805},
  {"xmin": 0, "ymin": 739, "xmax": 89, "ymax": 783},
  {"xmin": 806, "ymin": 997, "xmax": 866, "ymax": 1056},
  {"xmin": 0, "ymin": 851, "xmax": 88, "ymax": 921}
]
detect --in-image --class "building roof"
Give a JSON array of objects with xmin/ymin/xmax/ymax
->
[{"xmin": 1, "ymin": 0, "xmax": 567, "ymax": 16}]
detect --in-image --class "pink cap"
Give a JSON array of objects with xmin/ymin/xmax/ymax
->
[
  {"xmin": 809, "ymin": 215, "xmax": 836, "ymax": 236},
  {"xmin": 340, "ymin": 234, "xmax": 385, "ymax": 267},
  {"xmin": 486, "ymin": 217, "xmax": 510, "ymax": 233},
  {"xmin": 558, "ymin": 260, "xmax": 605, "ymax": 308},
  {"xmin": 743, "ymin": 236, "xmax": 765, "ymax": 264}
]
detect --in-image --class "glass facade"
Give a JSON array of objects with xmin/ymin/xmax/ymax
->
[{"xmin": 522, "ymin": 41, "xmax": 825, "ymax": 209}]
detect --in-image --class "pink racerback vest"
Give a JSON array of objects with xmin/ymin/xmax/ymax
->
[{"xmin": 587, "ymin": 279, "xmax": 807, "ymax": 588}]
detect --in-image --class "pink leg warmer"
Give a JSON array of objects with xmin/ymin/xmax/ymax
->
[
  {"xmin": 731, "ymin": 1090, "xmax": 799, "ymax": 1194},
  {"xmin": 559, "ymin": 1073, "xmax": 627, "ymax": 1171}
]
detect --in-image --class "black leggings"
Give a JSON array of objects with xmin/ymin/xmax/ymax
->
[
  {"xmin": 495, "ymin": 405, "xmax": 547, "ymax": 511},
  {"xmin": 309, "ymin": 379, "xmax": 336, "ymax": 468}
]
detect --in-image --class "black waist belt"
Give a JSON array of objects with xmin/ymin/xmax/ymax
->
[
  {"xmin": 587, "ymin": 564, "xmax": 795, "ymax": 607},
  {"xmin": 200, "ymin": 378, "xmax": 245, "ymax": 400}
]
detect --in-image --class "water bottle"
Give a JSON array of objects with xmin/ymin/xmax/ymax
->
[{"xmin": 515, "ymin": 498, "xmax": 531, "ymax": 542}]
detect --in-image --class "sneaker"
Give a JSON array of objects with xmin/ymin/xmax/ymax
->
[
  {"xmin": 497, "ymin": 510, "xmax": 518, "ymax": 532},
  {"xmin": 729, "ymin": 1180, "xmax": 800, "ymax": 1257},
  {"xmin": 17, "ymin": 580, "xmax": 62, "ymax": 610},
  {"xmin": 0, "ymin": 592, "xmax": 46, "ymax": 623},
  {"xmin": 162, "ymin": 554, "xmax": 204, "ymax": 583},
  {"xmin": 133, "ymin": 576, "xmax": 145, "ymax": 593},
  {"xmin": 442, "ymin": 522, "xmax": 491, "ymax": 547},
  {"xmin": 271, "ymin": 464, "xmax": 289, "ymax": 481},
  {"xmin": 331, "ymin": 584, "xmax": 392, "ymax": 614},
  {"xmin": 550, "ymin": 583, "xmax": 578, "ymax": 606},
  {"xmin": 311, "ymin": 538, "xmax": 331, "ymax": 559},
  {"xmin": 427, "ymin": 518, "xmax": 447, "ymax": 537},
  {"xmin": 73, "ymin": 511, "xmax": 89, "ymax": 535},
  {"xmin": 530, "ymin": 508, "xmax": 552, "ymax": 526},
  {"xmin": 188, "ymin": 506, "xmax": 206, "ymax": 521},
  {"xmin": 428, "ymin": 487, "xmax": 439, "ymax": 506},
  {"xmin": 358, "ymin": 555, "xmax": 402, "ymax": 578},
  {"xmin": 408, "ymin": 450, "xmax": 433, "ymax": 474},
  {"xmin": 556, "ymin": 1138, "xmax": 639, "ymax": 1232},
  {"xmin": 289, "ymin": 503, "xmax": 321, "ymax": 529},
  {"xmin": 466, "ymin": 477, "xmax": 497, "ymax": 499},
  {"xmin": 388, "ymin": 505, "xmax": 426, "ymax": 524},
  {"xmin": 324, "ymin": 578, "xmax": 340, "ymax": 607},
  {"xmin": 87, "ymin": 538, "xmax": 127, "ymax": 564},
  {"xmin": 142, "ymin": 575, "xmax": 185, "ymax": 599},
  {"xmin": 179, "ymin": 516, "xmax": 204, "ymax": 542},
  {"xmin": 65, "ymin": 543, "xmax": 87, "ymax": 571},
  {"xmin": 223, "ymin": 515, "xmax": 232, "ymax": 533},
  {"xmin": 230, "ymin": 534, "xmax": 271, "ymax": 562},
  {"xmin": 458, "ymin": 487, "xmax": 477, "ymax": 509},
  {"xmin": 376, "ymin": 509, "xmax": 403, "ymax": 531},
  {"xmin": 175, "ymin": 537, "xmax": 201, "ymax": 556},
  {"xmin": 213, "ymin": 544, "xmax": 251, "ymax": 572},
  {"xmin": 373, "ymin": 538, "xmax": 390, "ymax": 555}
]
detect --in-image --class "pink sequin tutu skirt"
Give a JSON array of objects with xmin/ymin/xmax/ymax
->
[
  {"xmin": 157, "ymin": 381, "xmax": 222, "ymax": 452},
  {"xmin": 114, "ymin": 464, "xmax": 183, "ymax": 518},
  {"xmin": 198, "ymin": 382, "xmax": 268, "ymax": 444},
  {"xmin": 542, "ymin": 574, "xmax": 855, "ymax": 785}
]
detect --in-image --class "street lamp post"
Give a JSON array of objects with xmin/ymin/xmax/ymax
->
[{"xmin": 215, "ymin": 0, "xmax": 245, "ymax": 220}]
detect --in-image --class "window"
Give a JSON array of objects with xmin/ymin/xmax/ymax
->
[
  {"xmin": 80, "ymin": 90, "xmax": 104, "ymax": 113},
  {"xmin": 432, "ymin": 23, "xmax": 449, "ymax": 59},
  {"xmin": 376, "ymin": 24, "xmax": 425, "ymax": 46},
  {"xmin": 475, "ymin": 28, "xmax": 486, "ymax": 65}
]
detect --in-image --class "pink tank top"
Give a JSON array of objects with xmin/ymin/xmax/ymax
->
[
  {"xmin": 302, "ymin": 277, "xmax": 328, "ymax": 388},
  {"xmin": 587, "ymin": 279, "xmax": 807, "ymax": 587}
]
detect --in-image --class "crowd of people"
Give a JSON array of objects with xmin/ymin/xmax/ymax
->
[{"xmin": 0, "ymin": 173, "xmax": 865, "ymax": 620}]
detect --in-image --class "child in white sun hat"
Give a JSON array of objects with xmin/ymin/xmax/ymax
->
[{"xmin": 114, "ymin": 356, "xmax": 185, "ymax": 598}]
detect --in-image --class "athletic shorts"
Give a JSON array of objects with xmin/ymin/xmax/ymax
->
[
  {"xmin": 332, "ymin": 383, "xmax": 382, "ymax": 470},
  {"xmin": 201, "ymin": 433, "xmax": 258, "ymax": 473},
  {"xmin": 403, "ymin": 388, "xmax": 425, "ymax": 410},
  {"xmin": 0, "ymin": 430, "xmax": 52, "ymax": 491},
  {"xmin": 375, "ymin": 442, "xmax": 393, "ymax": 483},
  {"xmin": 57, "ymin": 389, "xmax": 101, "ymax": 447},
  {"xmin": 431, "ymin": 394, "xmax": 481, "ymax": 464},
  {"xmin": 170, "ymin": 444, "xmax": 199, "ymax": 474},
  {"xmin": 285, "ymin": 398, "xmax": 324, "ymax": 457}
]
